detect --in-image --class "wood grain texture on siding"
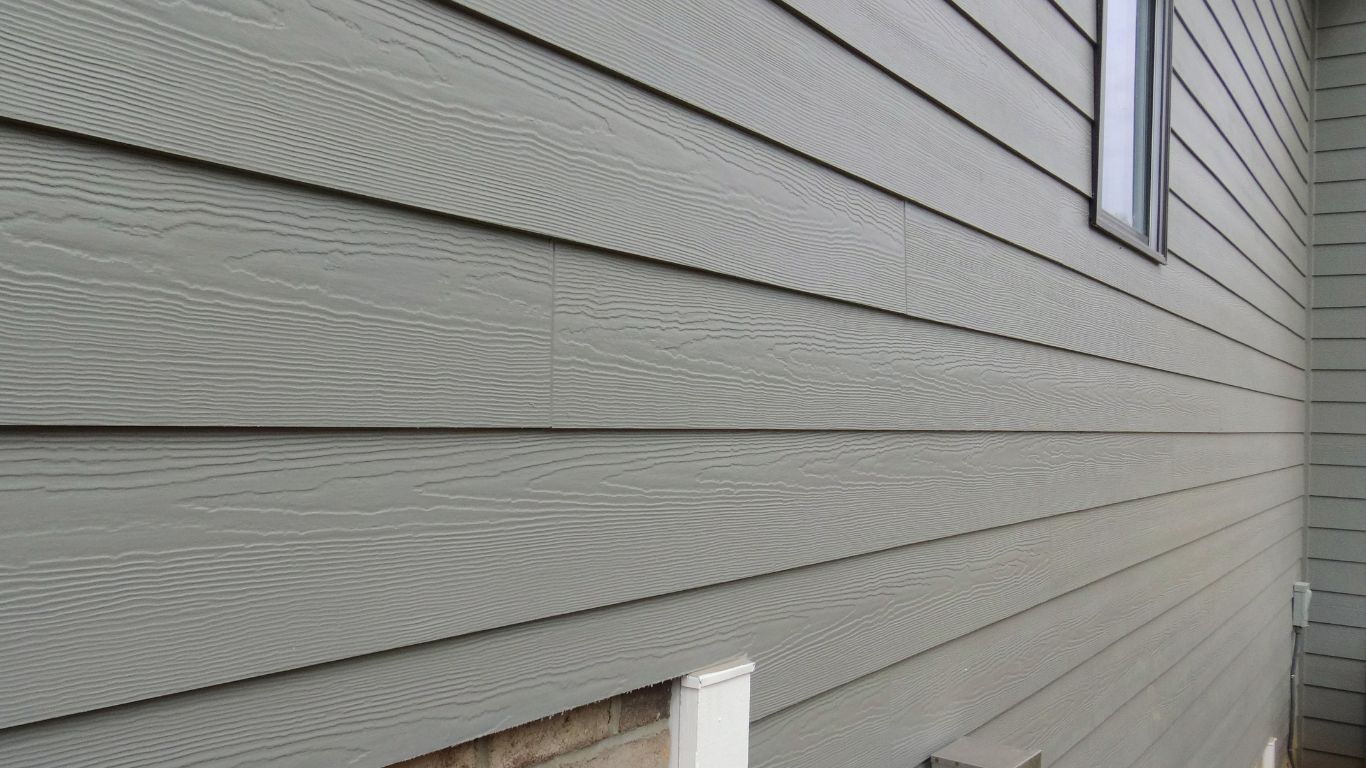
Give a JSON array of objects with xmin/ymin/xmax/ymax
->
[
  {"xmin": 1173, "ymin": 11, "xmax": 1308, "ymax": 211},
  {"xmin": 553, "ymin": 246, "xmax": 1305, "ymax": 430},
  {"xmin": 1181, "ymin": 650, "xmax": 1292, "ymax": 768},
  {"xmin": 944, "ymin": 0, "xmax": 1094, "ymax": 113},
  {"xmin": 1050, "ymin": 0, "xmax": 1097, "ymax": 40},
  {"xmin": 0, "ymin": 428, "xmax": 1299, "ymax": 726},
  {"xmin": 1054, "ymin": 595, "xmax": 1290, "ymax": 768},
  {"xmin": 449, "ymin": 0, "xmax": 1090, "ymax": 190},
  {"xmin": 1311, "ymin": 497, "xmax": 1366, "ymax": 530},
  {"xmin": 1177, "ymin": 1, "xmax": 1309, "ymax": 181},
  {"xmin": 1258, "ymin": 0, "xmax": 1312, "ymax": 92},
  {"xmin": 1175, "ymin": 18, "xmax": 1309, "ymax": 217},
  {"xmin": 0, "ymin": 0, "xmax": 906, "ymax": 312},
  {"xmin": 0, "ymin": 124, "xmax": 553, "ymax": 426},
  {"xmin": 969, "ymin": 558, "xmax": 1292, "ymax": 765},
  {"xmin": 902, "ymin": 204, "xmax": 1304, "ymax": 385},
  {"xmin": 1173, "ymin": 76, "xmax": 1308, "ymax": 253},
  {"xmin": 1307, "ymin": 624, "xmax": 1366, "ymax": 660},
  {"xmin": 1236, "ymin": 0, "xmax": 1311, "ymax": 126},
  {"xmin": 0, "ymin": 484, "xmax": 1303, "ymax": 768},
  {"xmin": 782, "ymin": 0, "xmax": 1090, "ymax": 188},
  {"xmin": 1202, "ymin": 0, "xmax": 1310, "ymax": 152},
  {"xmin": 748, "ymin": 514, "xmax": 1301, "ymax": 768},
  {"xmin": 1170, "ymin": 138, "xmax": 1307, "ymax": 288},
  {"xmin": 2, "ymin": 0, "xmax": 1289, "ymax": 359},
  {"xmin": 1167, "ymin": 197, "xmax": 1307, "ymax": 335}
]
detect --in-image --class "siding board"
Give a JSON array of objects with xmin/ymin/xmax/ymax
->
[
  {"xmin": 1177, "ymin": 1, "xmax": 1310, "ymax": 181},
  {"xmin": 1304, "ymin": 687, "xmax": 1366, "ymax": 724},
  {"xmin": 0, "ymin": 125, "xmax": 554, "ymax": 427},
  {"xmin": 2, "ymin": 0, "xmax": 1305, "ymax": 366},
  {"xmin": 0, "ymin": 428, "xmax": 1300, "ymax": 727},
  {"xmin": 1313, "ymin": 404, "xmax": 1366, "ymax": 434},
  {"xmin": 1316, "ymin": 179, "xmax": 1366, "ymax": 213},
  {"xmin": 902, "ymin": 203, "xmax": 1305, "ymax": 386},
  {"xmin": 944, "ymin": 0, "xmax": 1094, "ymax": 113},
  {"xmin": 1319, "ymin": 22, "xmax": 1366, "ymax": 58},
  {"xmin": 1174, "ymin": 11, "xmax": 1309, "ymax": 209},
  {"xmin": 553, "ymin": 246, "xmax": 1304, "ymax": 430},
  {"xmin": 1168, "ymin": 197, "xmax": 1307, "ymax": 335},
  {"xmin": 1175, "ymin": 19, "xmax": 1309, "ymax": 218},
  {"xmin": 1200, "ymin": 0, "xmax": 1310, "ymax": 152},
  {"xmin": 1172, "ymin": 80, "xmax": 1308, "ymax": 256},
  {"xmin": 1316, "ymin": 276, "xmax": 1366, "ymax": 307},
  {"xmin": 1317, "ymin": 84, "xmax": 1366, "ymax": 119},
  {"xmin": 1307, "ymin": 655, "xmax": 1366, "ymax": 692},
  {"xmin": 1170, "ymin": 138, "xmax": 1308, "ymax": 285},
  {"xmin": 1313, "ymin": 592, "xmax": 1366, "ymax": 628},
  {"xmin": 0, "ymin": 484, "xmax": 1304, "ymax": 768},
  {"xmin": 1321, "ymin": 0, "xmax": 1366, "ymax": 29},
  {"xmin": 447, "ymin": 0, "xmax": 1091, "ymax": 190},
  {"xmin": 1310, "ymin": 497, "xmax": 1366, "ymax": 530},
  {"xmin": 1314, "ymin": 246, "xmax": 1366, "ymax": 276},
  {"xmin": 1308, "ymin": 559, "xmax": 1366, "ymax": 595},
  {"xmin": 749, "ymin": 519, "xmax": 1301, "ymax": 768},
  {"xmin": 970, "ymin": 559, "xmax": 1292, "ymax": 764},
  {"xmin": 0, "ymin": 0, "xmax": 907, "ymax": 312},
  {"xmin": 1307, "ymin": 624, "xmax": 1366, "ymax": 660},
  {"xmin": 1303, "ymin": 718, "xmax": 1366, "ymax": 758},
  {"xmin": 1132, "ymin": 619, "xmax": 1290, "ymax": 768}
]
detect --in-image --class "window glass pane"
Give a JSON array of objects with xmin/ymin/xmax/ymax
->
[{"xmin": 1099, "ymin": 0, "xmax": 1156, "ymax": 235}]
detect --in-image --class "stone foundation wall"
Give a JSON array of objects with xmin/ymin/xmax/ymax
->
[{"xmin": 389, "ymin": 682, "xmax": 671, "ymax": 768}]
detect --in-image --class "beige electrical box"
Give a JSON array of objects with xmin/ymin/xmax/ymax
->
[{"xmin": 930, "ymin": 737, "xmax": 1042, "ymax": 768}]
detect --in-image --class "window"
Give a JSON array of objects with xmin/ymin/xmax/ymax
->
[{"xmin": 1093, "ymin": 0, "xmax": 1173, "ymax": 262}]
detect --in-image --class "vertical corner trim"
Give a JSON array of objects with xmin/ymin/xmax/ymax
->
[{"xmin": 670, "ymin": 659, "xmax": 755, "ymax": 768}]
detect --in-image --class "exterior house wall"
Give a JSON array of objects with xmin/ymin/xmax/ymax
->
[
  {"xmin": 1308, "ymin": 1, "xmax": 1366, "ymax": 764},
  {"xmin": 0, "ymin": 0, "xmax": 1315, "ymax": 766}
]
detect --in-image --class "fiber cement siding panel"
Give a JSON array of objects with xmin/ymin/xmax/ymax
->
[
  {"xmin": 0, "ymin": 125, "xmax": 553, "ymax": 427},
  {"xmin": 552, "ymin": 246, "xmax": 1302, "ymax": 431},
  {"xmin": 0, "ymin": 427, "xmax": 1303, "ymax": 726},
  {"xmin": 0, "ymin": 492, "xmax": 1302, "ymax": 768},
  {"xmin": 0, "ymin": 0, "xmax": 907, "ymax": 312},
  {"xmin": 747, "ymin": 518, "xmax": 1301, "ymax": 768},
  {"xmin": 452, "ymin": 0, "xmax": 1090, "ymax": 191}
]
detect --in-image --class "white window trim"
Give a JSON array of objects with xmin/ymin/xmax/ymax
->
[
  {"xmin": 669, "ymin": 659, "xmax": 755, "ymax": 768},
  {"xmin": 1092, "ymin": 0, "xmax": 1174, "ymax": 263}
]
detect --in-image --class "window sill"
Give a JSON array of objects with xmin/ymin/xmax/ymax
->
[{"xmin": 1091, "ymin": 209, "xmax": 1167, "ymax": 264}]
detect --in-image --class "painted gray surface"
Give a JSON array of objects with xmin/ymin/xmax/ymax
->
[
  {"xmin": 0, "ymin": 0, "xmax": 1315, "ymax": 766},
  {"xmin": 1307, "ymin": 11, "xmax": 1366, "ymax": 761}
]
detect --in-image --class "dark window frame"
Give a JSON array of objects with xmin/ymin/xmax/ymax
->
[{"xmin": 1091, "ymin": 0, "xmax": 1175, "ymax": 264}]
